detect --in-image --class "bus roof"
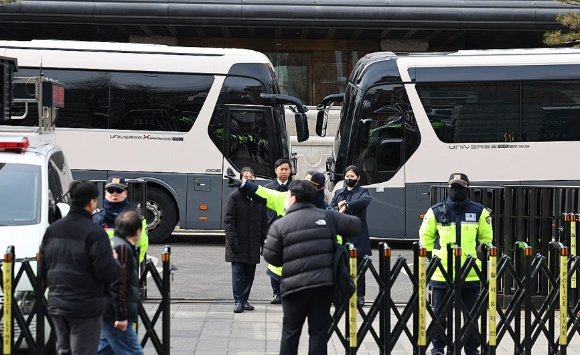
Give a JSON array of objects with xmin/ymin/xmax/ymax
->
[
  {"xmin": 0, "ymin": 39, "xmax": 264, "ymax": 57},
  {"xmin": 0, "ymin": 40, "xmax": 271, "ymax": 74}
]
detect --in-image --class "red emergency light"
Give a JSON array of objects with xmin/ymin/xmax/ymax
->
[{"xmin": 0, "ymin": 137, "xmax": 29, "ymax": 149}]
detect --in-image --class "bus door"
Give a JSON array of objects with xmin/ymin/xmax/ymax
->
[
  {"xmin": 352, "ymin": 84, "xmax": 420, "ymax": 239},
  {"xmin": 219, "ymin": 105, "xmax": 277, "ymax": 227}
]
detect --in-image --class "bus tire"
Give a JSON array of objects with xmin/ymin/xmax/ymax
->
[{"xmin": 145, "ymin": 187, "xmax": 177, "ymax": 244}]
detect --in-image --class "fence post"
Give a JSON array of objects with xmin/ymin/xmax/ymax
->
[
  {"xmin": 488, "ymin": 246, "xmax": 498, "ymax": 355},
  {"xmin": 35, "ymin": 253, "xmax": 44, "ymax": 355},
  {"xmin": 567, "ymin": 214, "xmax": 577, "ymax": 304},
  {"xmin": 347, "ymin": 244, "xmax": 358, "ymax": 355},
  {"xmin": 548, "ymin": 242, "xmax": 557, "ymax": 355},
  {"xmin": 454, "ymin": 244, "xmax": 463, "ymax": 355},
  {"xmin": 418, "ymin": 244, "xmax": 428, "ymax": 355},
  {"xmin": 446, "ymin": 243, "xmax": 454, "ymax": 346},
  {"xmin": 162, "ymin": 245, "xmax": 171, "ymax": 355},
  {"xmin": 378, "ymin": 242, "xmax": 391, "ymax": 355},
  {"xmin": 524, "ymin": 244, "xmax": 533, "ymax": 355},
  {"xmin": 2, "ymin": 246, "xmax": 15, "ymax": 355},
  {"xmin": 559, "ymin": 246, "xmax": 569, "ymax": 355}
]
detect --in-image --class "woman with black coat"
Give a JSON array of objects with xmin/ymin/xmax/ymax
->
[
  {"xmin": 223, "ymin": 167, "xmax": 268, "ymax": 313},
  {"xmin": 330, "ymin": 165, "xmax": 372, "ymax": 306}
]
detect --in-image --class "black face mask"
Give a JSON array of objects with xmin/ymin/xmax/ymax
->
[
  {"xmin": 345, "ymin": 178, "xmax": 358, "ymax": 188},
  {"xmin": 448, "ymin": 185, "xmax": 468, "ymax": 202}
]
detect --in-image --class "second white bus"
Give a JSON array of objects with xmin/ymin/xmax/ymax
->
[{"xmin": 316, "ymin": 48, "xmax": 580, "ymax": 239}]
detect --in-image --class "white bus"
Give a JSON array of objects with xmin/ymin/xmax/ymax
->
[
  {"xmin": 2, "ymin": 40, "xmax": 309, "ymax": 243},
  {"xmin": 316, "ymin": 48, "xmax": 580, "ymax": 239}
]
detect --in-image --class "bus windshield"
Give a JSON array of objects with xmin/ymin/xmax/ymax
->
[{"xmin": 0, "ymin": 163, "xmax": 41, "ymax": 226}]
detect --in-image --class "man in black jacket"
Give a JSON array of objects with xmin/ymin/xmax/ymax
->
[
  {"xmin": 98, "ymin": 208, "xmax": 144, "ymax": 355},
  {"xmin": 39, "ymin": 180, "xmax": 120, "ymax": 355},
  {"xmin": 223, "ymin": 167, "xmax": 268, "ymax": 313},
  {"xmin": 264, "ymin": 158, "xmax": 292, "ymax": 304},
  {"xmin": 263, "ymin": 180, "xmax": 361, "ymax": 355}
]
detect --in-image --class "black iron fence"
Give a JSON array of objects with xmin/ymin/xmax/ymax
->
[
  {"xmin": 1, "ymin": 245, "xmax": 171, "ymax": 355},
  {"xmin": 328, "ymin": 239, "xmax": 580, "ymax": 355}
]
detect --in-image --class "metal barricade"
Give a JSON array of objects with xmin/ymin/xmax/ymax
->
[
  {"xmin": 1, "ymin": 245, "xmax": 171, "ymax": 355},
  {"xmin": 327, "ymin": 237, "xmax": 580, "ymax": 354}
]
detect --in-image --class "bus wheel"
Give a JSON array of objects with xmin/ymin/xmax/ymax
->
[{"xmin": 144, "ymin": 187, "xmax": 176, "ymax": 243}]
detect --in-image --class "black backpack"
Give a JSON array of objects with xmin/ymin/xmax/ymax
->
[{"xmin": 325, "ymin": 210, "xmax": 356, "ymax": 308}]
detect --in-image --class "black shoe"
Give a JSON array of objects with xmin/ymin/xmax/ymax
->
[
  {"xmin": 270, "ymin": 294, "xmax": 281, "ymax": 304},
  {"xmin": 234, "ymin": 302, "xmax": 244, "ymax": 313},
  {"xmin": 357, "ymin": 297, "xmax": 365, "ymax": 306},
  {"xmin": 243, "ymin": 301, "xmax": 255, "ymax": 311}
]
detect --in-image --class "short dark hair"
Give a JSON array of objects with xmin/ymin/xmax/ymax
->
[
  {"xmin": 274, "ymin": 158, "xmax": 291, "ymax": 169},
  {"xmin": 288, "ymin": 180, "xmax": 317, "ymax": 203},
  {"xmin": 344, "ymin": 165, "xmax": 360, "ymax": 177},
  {"xmin": 240, "ymin": 167, "xmax": 255, "ymax": 179},
  {"xmin": 114, "ymin": 208, "xmax": 143, "ymax": 239},
  {"xmin": 69, "ymin": 180, "xmax": 99, "ymax": 208}
]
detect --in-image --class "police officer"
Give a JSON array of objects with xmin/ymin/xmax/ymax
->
[
  {"xmin": 93, "ymin": 177, "xmax": 149, "ymax": 263},
  {"xmin": 419, "ymin": 173, "xmax": 493, "ymax": 355}
]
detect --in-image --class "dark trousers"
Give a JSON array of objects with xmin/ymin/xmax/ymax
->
[
  {"xmin": 357, "ymin": 257, "xmax": 366, "ymax": 298},
  {"xmin": 280, "ymin": 286, "xmax": 332, "ymax": 355},
  {"xmin": 267, "ymin": 268, "xmax": 281, "ymax": 296},
  {"xmin": 52, "ymin": 314, "xmax": 103, "ymax": 355},
  {"xmin": 271, "ymin": 278, "xmax": 281, "ymax": 296},
  {"xmin": 231, "ymin": 262, "xmax": 256, "ymax": 304},
  {"xmin": 431, "ymin": 286, "xmax": 480, "ymax": 355}
]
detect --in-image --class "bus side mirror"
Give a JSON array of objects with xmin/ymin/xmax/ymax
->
[
  {"xmin": 55, "ymin": 202, "xmax": 70, "ymax": 220},
  {"xmin": 357, "ymin": 118, "xmax": 372, "ymax": 147},
  {"xmin": 316, "ymin": 108, "xmax": 329, "ymax": 137},
  {"xmin": 295, "ymin": 112, "xmax": 309, "ymax": 142}
]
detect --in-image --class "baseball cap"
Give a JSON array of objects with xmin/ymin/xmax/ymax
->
[
  {"xmin": 448, "ymin": 173, "xmax": 469, "ymax": 187},
  {"xmin": 105, "ymin": 176, "xmax": 128, "ymax": 191},
  {"xmin": 303, "ymin": 170, "xmax": 325, "ymax": 187}
]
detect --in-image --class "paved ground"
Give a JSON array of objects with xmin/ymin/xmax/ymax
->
[
  {"xmin": 139, "ymin": 242, "xmax": 580, "ymax": 355},
  {"xmin": 139, "ymin": 299, "xmax": 580, "ymax": 355}
]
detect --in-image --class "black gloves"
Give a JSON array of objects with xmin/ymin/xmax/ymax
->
[
  {"xmin": 230, "ymin": 242, "xmax": 240, "ymax": 255},
  {"xmin": 476, "ymin": 243, "xmax": 487, "ymax": 262},
  {"xmin": 227, "ymin": 176, "xmax": 245, "ymax": 188}
]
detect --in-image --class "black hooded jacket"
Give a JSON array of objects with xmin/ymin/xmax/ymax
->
[{"xmin": 263, "ymin": 202, "xmax": 361, "ymax": 297}]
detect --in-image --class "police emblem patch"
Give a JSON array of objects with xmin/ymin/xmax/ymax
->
[
  {"xmin": 486, "ymin": 216, "xmax": 491, "ymax": 224},
  {"xmin": 465, "ymin": 213, "xmax": 476, "ymax": 221}
]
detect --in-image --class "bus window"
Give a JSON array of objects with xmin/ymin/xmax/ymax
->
[
  {"xmin": 8, "ymin": 69, "xmax": 110, "ymax": 129},
  {"xmin": 351, "ymin": 84, "xmax": 419, "ymax": 184},
  {"xmin": 523, "ymin": 81, "xmax": 580, "ymax": 142},
  {"xmin": 209, "ymin": 76, "xmax": 287, "ymax": 179},
  {"xmin": 225, "ymin": 107, "xmax": 272, "ymax": 178},
  {"xmin": 417, "ymin": 82, "xmax": 520, "ymax": 143},
  {"xmin": 8, "ymin": 69, "xmax": 214, "ymax": 131},
  {"xmin": 110, "ymin": 72, "xmax": 213, "ymax": 131}
]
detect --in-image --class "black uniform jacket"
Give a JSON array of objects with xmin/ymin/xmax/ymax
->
[
  {"xmin": 263, "ymin": 202, "xmax": 361, "ymax": 297},
  {"xmin": 39, "ymin": 207, "xmax": 120, "ymax": 317},
  {"xmin": 105, "ymin": 236, "xmax": 139, "ymax": 323},
  {"xmin": 330, "ymin": 185, "xmax": 372, "ymax": 256},
  {"xmin": 223, "ymin": 190, "xmax": 268, "ymax": 264}
]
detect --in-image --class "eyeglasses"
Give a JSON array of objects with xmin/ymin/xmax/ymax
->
[{"xmin": 106, "ymin": 187, "xmax": 125, "ymax": 194}]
